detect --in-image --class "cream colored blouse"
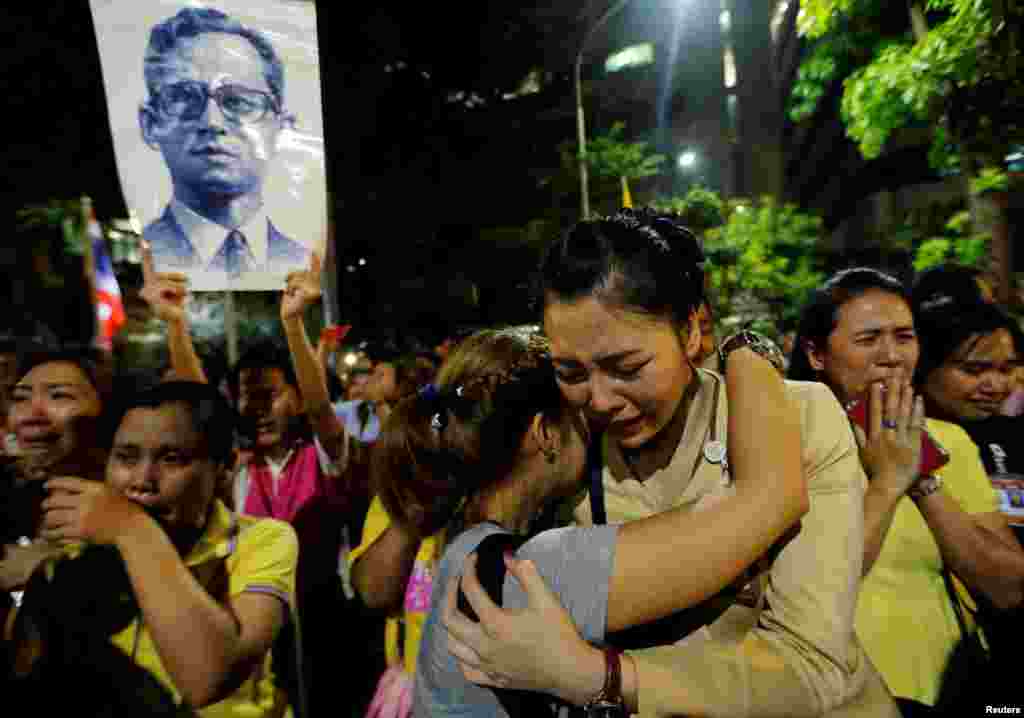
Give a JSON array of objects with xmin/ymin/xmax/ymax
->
[{"xmin": 574, "ymin": 369, "xmax": 900, "ymax": 718}]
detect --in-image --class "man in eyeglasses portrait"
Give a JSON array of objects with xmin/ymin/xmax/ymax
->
[{"xmin": 139, "ymin": 7, "xmax": 309, "ymax": 282}]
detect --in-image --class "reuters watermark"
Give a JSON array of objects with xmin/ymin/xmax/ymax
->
[{"xmin": 986, "ymin": 707, "xmax": 1022, "ymax": 715}]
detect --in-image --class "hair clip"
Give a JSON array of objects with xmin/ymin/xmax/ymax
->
[
  {"xmin": 920, "ymin": 294, "xmax": 954, "ymax": 311},
  {"xmin": 431, "ymin": 413, "xmax": 443, "ymax": 431},
  {"xmin": 419, "ymin": 383, "xmax": 440, "ymax": 401}
]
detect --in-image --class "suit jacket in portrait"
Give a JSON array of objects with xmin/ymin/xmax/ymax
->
[{"xmin": 143, "ymin": 205, "xmax": 309, "ymax": 276}]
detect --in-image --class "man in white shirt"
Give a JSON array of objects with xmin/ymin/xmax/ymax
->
[{"xmin": 139, "ymin": 7, "xmax": 308, "ymax": 288}]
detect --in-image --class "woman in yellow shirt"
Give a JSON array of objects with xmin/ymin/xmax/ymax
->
[
  {"xmin": 788, "ymin": 267, "xmax": 1024, "ymax": 715},
  {"xmin": 350, "ymin": 497, "xmax": 439, "ymax": 717}
]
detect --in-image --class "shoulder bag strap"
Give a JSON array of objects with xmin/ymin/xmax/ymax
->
[
  {"xmin": 456, "ymin": 532, "xmax": 528, "ymax": 621},
  {"xmin": 941, "ymin": 567, "xmax": 973, "ymax": 640},
  {"xmin": 588, "ymin": 432, "xmax": 607, "ymax": 526},
  {"xmin": 456, "ymin": 531, "xmax": 559, "ymax": 717}
]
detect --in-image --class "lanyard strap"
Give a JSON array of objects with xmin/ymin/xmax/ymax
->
[
  {"xmin": 589, "ymin": 431, "xmax": 608, "ymax": 525},
  {"xmin": 590, "ymin": 372, "xmax": 724, "ymax": 526}
]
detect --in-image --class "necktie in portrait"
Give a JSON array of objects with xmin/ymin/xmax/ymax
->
[{"xmin": 212, "ymin": 230, "xmax": 253, "ymax": 278}]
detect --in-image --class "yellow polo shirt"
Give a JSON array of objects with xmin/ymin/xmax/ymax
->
[
  {"xmin": 106, "ymin": 501, "xmax": 298, "ymax": 717},
  {"xmin": 348, "ymin": 496, "xmax": 439, "ymax": 674},
  {"xmin": 855, "ymin": 419, "xmax": 999, "ymax": 706}
]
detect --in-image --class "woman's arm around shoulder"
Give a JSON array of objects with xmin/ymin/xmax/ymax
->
[{"xmin": 607, "ymin": 346, "xmax": 807, "ymax": 631}]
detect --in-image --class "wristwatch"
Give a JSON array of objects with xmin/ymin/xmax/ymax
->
[
  {"xmin": 584, "ymin": 647, "xmax": 626, "ymax": 717},
  {"xmin": 909, "ymin": 474, "xmax": 943, "ymax": 501},
  {"xmin": 718, "ymin": 330, "xmax": 787, "ymax": 375}
]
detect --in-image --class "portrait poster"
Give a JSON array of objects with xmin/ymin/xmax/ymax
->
[
  {"xmin": 90, "ymin": 0, "xmax": 326, "ymax": 291},
  {"xmin": 992, "ymin": 476, "xmax": 1024, "ymax": 526}
]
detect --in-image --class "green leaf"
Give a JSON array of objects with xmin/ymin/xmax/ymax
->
[
  {"xmin": 945, "ymin": 210, "xmax": 972, "ymax": 235},
  {"xmin": 953, "ymin": 234, "xmax": 989, "ymax": 265},
  {"xmin": 650, "ymin": 185, "xmax": 725, "ymax": 234},
  {"xmin": 701, "ymin": 194, "xmax": 825, "ymax": 328},
  {"xmin": 969, "ymin": 167, "xmax": 1010, "ymax": 196},
  {"xmin": 17, "ymin": 199, "xmax": 90, "ymax": 254},
  {"xmin": 810, "ymin": 0, "xmax": 1014, "ymax": 171},
  {"xmin": 585, "ymin": 122, "xmax": 666, "ymax": 181},
  {"xmin": 913, "ymin": 237, "xmax": 953, "ymax": 271}
]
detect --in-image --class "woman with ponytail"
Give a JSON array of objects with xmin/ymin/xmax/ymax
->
[
  {"xmin": 439, "ymin": 208, "xmax": 901, "ymax": 717},
  {"xmin": 373, "ymin": 318, "xmax": 807, "ymax": 716}
]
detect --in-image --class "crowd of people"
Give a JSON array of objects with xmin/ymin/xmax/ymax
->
[{"xmin": 2, "ymin": 207, "xmax": 1023, "ymax": 717}]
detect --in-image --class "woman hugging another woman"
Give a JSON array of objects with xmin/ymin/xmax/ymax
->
[
  {"xmin": 374, "ymin": 323, "xmax": 803, "ymax": 717},
  {"xmin": 370, "ymin": 208, "xmax": 908, "ymax": 717}
]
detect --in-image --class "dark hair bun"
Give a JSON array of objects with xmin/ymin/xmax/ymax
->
[
  {"xmin": 536, "ymin": 206, "xmax": 706, "ymax": 324},
  {"xmin": 612, "ymin": 207, "xmax": 705, "ymax": 271}
]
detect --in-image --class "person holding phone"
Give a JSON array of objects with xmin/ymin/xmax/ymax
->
[{"xmin": 788, "ymin": 267, "xmax": 1024, "ymax": 715}]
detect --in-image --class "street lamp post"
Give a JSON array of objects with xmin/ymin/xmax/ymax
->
[
  {"xmin": 575, "ymin": 0, "xmax": 634, "ymax": 220},
  {"xmin": 574, "ymin": 52, "xmax": 591, "ymax": 220}
]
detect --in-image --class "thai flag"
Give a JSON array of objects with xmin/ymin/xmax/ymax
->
[{"xmin": 89, "ymin": 213, "xmax": 125, "ymax": 349}]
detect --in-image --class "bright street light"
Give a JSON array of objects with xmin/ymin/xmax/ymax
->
[{"xmin": 678, "ymin": 150, "xmax": 698, "ymax": 169}]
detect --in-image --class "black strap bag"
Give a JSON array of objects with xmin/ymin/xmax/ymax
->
[
  {"xmin": 456, "ymin": 532, "xmax": 568, "ymax": 717},
  {"xmin": 933, "ymin": 568, "xmax": 993, "ymax": 714},
  {"xmin": 6, "ymin": 545, "xmax": 197, "ymax": 717}
]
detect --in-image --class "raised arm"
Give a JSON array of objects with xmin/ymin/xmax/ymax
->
[
  {"xmin": 139, "ymin": 240, "xmax": 206, "ymax": 383},
  {"xmin": 316, "ymin": 336, "xmax": 330, "ymax": 376},
  {"xmin": 280, "ymin": 253, "xmax": 348, "ymax": 471},
  {"xmin": 604, "ymin": 346, "xmax": 806, "ymax": 631}
]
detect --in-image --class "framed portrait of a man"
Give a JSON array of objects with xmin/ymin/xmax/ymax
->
[{"xmin": 90, "ymin": 0, "xmax": 326, "ymax": 291}]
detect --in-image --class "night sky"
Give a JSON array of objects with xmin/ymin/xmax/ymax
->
[
  {"xmin": 2, "ymin": 3, "xmax": 585, "ymax": 219},
  {"xmin": 4, "ymin": 5, "xmax": 125, "ymax": 219}
]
